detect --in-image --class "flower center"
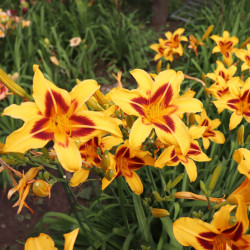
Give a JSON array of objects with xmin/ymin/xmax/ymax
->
[
  {"xmin": 219, "ymin": 41, "xmax": 233, "ymax": 55},
  {"xmin": 50, "ymin": 113, "xmax": 71, "ymax": 135},
  {"xmin": 213, "ymin": 234, "xmax": 232, "ymax": 250},
  {"xmin": 146, "ymin": 103, "xmax": 164, "ymax": 121}
]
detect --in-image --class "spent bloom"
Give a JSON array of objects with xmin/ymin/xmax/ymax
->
[
  {"xmin": 210, "ymin": 31, "xmax": 239, "ymax": 66},
  {"xmin": 110, "ymin": 69, "xmax": 202, "ymax": 155},
  {"xmin": 2, "ymin": 65, "xmax": 122, "ymax": 172},
  {"xmin": 69, "ymin": 37, "xmax": 82, "ymax": 47},
  {"xmin": 173, "ymin": 195, "xmax": 250, "ymax": 249}
]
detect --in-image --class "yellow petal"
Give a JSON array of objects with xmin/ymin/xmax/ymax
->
[
  {"xmin": 70, "ymin": 79, "xmax": 100, "ymax": 113},
  {"xmin": 64, "ymin": 228, "xmax": 79, "ymax": 250},
  {"xmin": 181, "ymin": 158, "xmax": 197, "ymax": 182},
  {"xmin": 124, "ymin": 171, "xmax": 143, "ymax": 195},
  {"xmin": 173, "ymin": 217, "xmax": 219, "ymax": 248},
  {"xmin": 171, "ymin": 98, "xmax": 203, "ymax": 115},
  {"xmin": 129, "ymin": 117, "xmax": 153, "ymax": 148},
  {"xmin": 154, "ymin": 115, "xmax": 190, "ymax": 155},
  {"xmin": 3, "ymin": 102, "xmax": 40, "ymax": 122},
  {"xmin": 54, "ymin": 133, "xmax": 82, "ymax": 172},
  {"xmin": 155, "ymin": 145, "xmax": 177, "ymax": 168},
  {"xmin": 25, "ymin": 233, "xmax": 57, "ymax": 250},
  {"xmin": 100, "ymin": 135, "xmax": 123, "ymax": 151},
  {"xmin": 32, "ymin": 65, "xmax": 71, "ymax": 117},
  {"xmin": 189, "ymin": 126, "xmax": 206, "ymax": 140},
  {"xmin": 70, "ymin": 168, "xmax": 90, "ymax": 187},
  {"xmin": 209, "ymin": 130, "xmax": 225, "ymax": 144},
  {"xmin": 110, "ymin": 88, "xmax": 147, "ymax": 116},
  {"xmin": 4, "ymin": 117, "xmax": 51, "ymax": 153},
  {"xmin": 229, "ymin": 111, "xmax": 242, "ymax": 130},
  {"xmin": 130, "ymin": 69, "xmax": 153, "ymax": 96}
]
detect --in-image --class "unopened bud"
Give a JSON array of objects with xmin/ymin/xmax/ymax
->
[
  {"xmin": 94, "ymin": 89, "xmax": 110, "ymax": 104},
  {"xmin": 32, "ymin": 180, "xmax": 51, "ymax": 198},
  {"xmin": 208, "ymin": 165, "xmax": 222, "ymax": 192},
  {"xmin": 105, "ymin": 169, "xmax": 114, "ymax": 181},
  {"xmin": 44, "ymin": 38, "xmax": 50, "ymax": 46},
  {"xmin": 152, "ymin": 191, "xmax": 162, "ymax": 202},
  {"xmin": 151, "ymin": 208, "xmax": 169, "ymax": 218},
  {"xmin": 156, "ymin": 60, "xmax": 162, "ymax": 73},
  {"xmin": 237, "ymin": 125, "xmax": 244, "ymax": 146},
  {"xmin": 192, "ymin": 210, "xmax": 203, "ymax": 219},
  {"xmin": 200, "ymin": 180, "xmax": 207, "ymax": 195},
  {"xmin": 86, "ymin": 96, "xmax": 104, "ymax": 111},
  {"xmin": 189, "ymin": 113, "xmax": 196, "ymax": 125},
  {"xmin": 0, "ymin": 68, "xmax": 32, "ymax": 101},
  {"xmin": 228, "ymin": 215, "xmax": 237, "ymax": 226},
  {"xmin": 101, "ymin": 151, "xmax": 110, "ymax": 171}
]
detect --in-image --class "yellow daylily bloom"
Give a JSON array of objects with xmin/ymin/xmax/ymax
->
[
  {"xmin": 213, "ymin": 77, "xmax": 250, "ymax": 130},
  {"xmin": 70, "ymin": 135, "xmax": 123, "ymax": 187},
  {"xmin": 150, "ymin": 38, "xmax": 167, "ymax": 61},
  {"xmin": 195, "ymin": 109, "xmax": 225, "ymax": 149},
  {"xmin": 235, "ymin": 44, "xmax": 250, "ymax": 71},
  {"xmin": 206, "ymin": 60, "xmax": 242, "ymax": 99},
  {"xmin": 25, "ymin": 228, "xmax": 79, "ymax": 250},
  {"xmin": 233, "ymin": 148, "xmax": 250, "ymax": 179},
  {"xmin": 110, "ymin": 69, "xmax": 202, "ymax": 155},
  {"xmin": 164, "ymin": 28, "xmax": 188, "ymax": 57},
  {"xmin": 2, "ymin": 65, "xmax": 122, "ymax": 172},
  {"xmin": 8, "ymin": 166, "xmax": 42, "ymax": 214},
  {"xmin": 210, "ymin": 31, "xmax": 239, "ymax": 66},
  {"xmin": 155, "ymin": 126, "xmax": 211, "ymax": 182},
  {"xmin": 102, "ymin": 140, "xmax": 155, "ymax": 195},
  {"xmin": 173, "ymin": 195, "xmax": 250, "ymax": 249}
]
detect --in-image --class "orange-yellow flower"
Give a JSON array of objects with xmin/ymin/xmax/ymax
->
[
  {"xmin": 150, "ymin": 38, "xmax": 167, "ymax": 61},
  {"xmin": 173, "ymin": 195, "xmax": 250, "ymax": 249},
  {"xmin": 235, "ymin": 44, "xmax": 250, "ymax": 71},
  {"xmin": 213, "ymin": 77, "xmax": 250, "ymax": 130},
  {"xmin": 102, "ymin": 140, "xmax": 155, "ymax": 195},
  {"xmin": 110, "ymin": 69, "xmax": 202, "ymax": 155},
  {"xmin": 2, "ymin": 65, "xmax": 122, "ymax": 172},
  {"xmin": 210, "ymin": 31, "xmax": 239, "ymax": 66},
  {"xmin": 205, "ymin": 60, "xmax": 242, "ymax": 99},
  {"xmin": 195, "ymin": 109, "xmax": 225, "ymax": 149},
  {"xmin": 155, "ymin": 126, "xmax": 210, "ymax": 182},
  {"xmin": 188, "ymin": 35, "xmax": 204, "ymax": 56}
]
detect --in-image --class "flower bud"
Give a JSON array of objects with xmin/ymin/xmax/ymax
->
[
  {"xmin": 192, "ymin": 210, "xmax": 203, "ymax": 219},
  {"xmin": 156, "ymin": 60, "xmax": 162, "ymax": 73},
  {"xmin": 86, "ymin": 96, "xmax": 104, "ymax": 111},
  {"xmin": 0, "ymin": 68, "xmax": 32, "ymax": 101},
  {"xmin": 94, "ymin": 89, "xmax": 110, "ymax": 104},
  {"xmin": 170, "ymin": 173, "xmax": 184, "ymax": 188},
  {"xmin": 189, "ymin": 113, "xmax": 196, "ymax": 125},
  {"xmin": 101, "ymin": 151, "xmax": 110, "ymax": 171},
  {"xmin": 208, "ymin": 165, "xmax": 222, "ymax": 193},
  {"xmin": 152, "ymin": 191, "xmax": 162, "ymax": 202},
  {"xmin": 151, "ymin": 208, "xmax": 169, "ymax": 218},
  {"xmin": 200, "ymin": 180, "xmax": 208, "ymax": 195},
  {"xmin": 237, "ymin": 125, "xmax": 244, "ymax": 146},
  {"xmin": 105, "ymin": 169, "xmax": 114, "ymax": 181},
  {"xmin": 32, "ymin": 180, "xmax": 51, "ymax": 198}
]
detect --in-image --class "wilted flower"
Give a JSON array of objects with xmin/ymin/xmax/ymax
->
[{"xmin": 0, "ymin": 81, "xmax": 9, "ymax": 100}]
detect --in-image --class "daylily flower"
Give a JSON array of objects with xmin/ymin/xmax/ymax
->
[
  {"xmin": 155, "ymin": 126, "xmax": 210, "ymax": 182},
  {"xmin": 70, "ymin": 135, "xmax": 123, "ymax": 187},
  {"xmin": 195, "ymin": 109, "xmax": 225, "ymax": 149},
  {"xmin": 110, "ymin": 69, "xmax": 202, "ymax": 155},
  {"xmin": 150, "ymin": 38, "xmax": 167, "ymax": 61},
  {"xmin": 164, "ymin": 28, "xmax": 188, "ymax": 57},
  {"xmin": 25, "ymin": 228, "xmax": 79, "ymax": 250},
  {"xmin": 69, "ymin": 37, "xmax": 81, "ymax": 47},
  {"xmin": 210, "ymin": 31, "xmax": 239, "ymax": 66},
  {"xmin": 2, "ymin": 65, "xmax": 122, "ymax": 172},
  {"xmin": 205, "ymin": 60, "xmax": 242, "ymax": 99},
  {"xmin": 102, "ymin": 140, "xmax": 155, "ymax": 195},
  {"xmin": 173, "ymin": 195, "xmax": 250, "ymax": 249},
  {"xmin": 235, "ymin": 44, "xmax": 250, "ymax": 71},
  {"xmin": 8, "ymin": 166, "xmax": 42, "ymax": 214},
  {"xmin": 213, "ymin": 77, "xmax": 250, "ymax": 130},
  {"xmin": 233, "ymin": 148, "xmax": 250, "ymax": 179}
]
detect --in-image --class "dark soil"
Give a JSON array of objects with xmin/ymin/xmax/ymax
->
[{"xmin": 0, "ymin": 182, "xmax": 70, "ymax": 250}]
